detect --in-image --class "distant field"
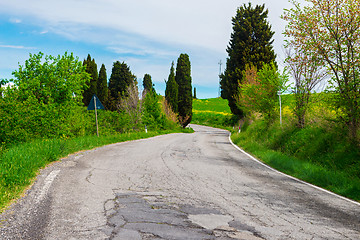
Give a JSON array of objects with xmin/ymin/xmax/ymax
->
[
  {"xmin": 191, "ymin": 98, "xmax": 237, "ymax": 129},
  {"xmin": 192, "ymin": 98, "xmax": 231, "ymax": 114}
]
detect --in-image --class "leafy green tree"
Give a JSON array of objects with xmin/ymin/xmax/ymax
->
[
  {"xmin": 143, "ymin": 74, "xmax": 154, "ymax": 93},
  {"xmin": 221, "ymin": 3, "xmax": 276, "ymax": 117},
  {"xmin": 193, "ymin": 87, "xmax": 197, "ymax": 99},
  {"xmin": 239, "ymin": 63, "xmax": 288, "ymax": 122},
  {"xmin": 283, "ymin": 0, "xmax": 360, "ymax": 140},
  {"xmin": 12, "ymin": 52, "xmax": 89, "ymax": 105},
  {"xmin": 0, "ymin": 52, "xmax": 90, "ymax": 144},
  {"xmin": 175, "ymin": 53, "xmax": 192, "ymax": 127},
  {"xmin": 0, "ymin": 79, "xmax": 8, "ymax": 97},
  {"xmin": 82, "ymin": 54, "xmax": 98, "ymax": 106},
  {"xmin": 108, "ymin": 61, "xmax": 136, "ymax": 110},
  {"xmin": 97, "ymin": 64, "xmax": 108, "ymax": 108},
  {"xmin": 142, "ymin": 90, "xmax": 162, "ymax": 130},
  {"xmin": 165, "ymin": 62, "xmax": 178, "ymax": 113}
]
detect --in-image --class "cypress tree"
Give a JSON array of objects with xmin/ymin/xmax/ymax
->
[
  {"xmin": 143, "ymin": 74, "xmax": 154, "ymax": 93},
  {"xmin": 175, "ymin": 53, "xmax": 192, "ymax": 127},
  {"xmin": 97, "ymin": 64, "xmax": 108, "ymax": 108},
  {"xmin": 220, "ymin": 3, "xmax": 276, "ymax": 117},
  {"xmin": 165, "ymin": 62, "xmax": 178, "ymax": 113},
  {"xmin": 108, "ymin": 61, "xmax": 136, "ymax": 104},
  {"xmin": 82, "ymin": 54, "xmax": 98, "ymax": 106},
  {"xmin": 193, "ymin": 87, "xmax": 197, "ymax": 99}
]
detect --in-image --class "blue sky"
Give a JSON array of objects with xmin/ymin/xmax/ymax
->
[{"xmin": 0, "ymin": 0, "xmax": 300, "ymax": 99}]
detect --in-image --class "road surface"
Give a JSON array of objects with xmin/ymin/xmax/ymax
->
[{"xmin": 0, "ymin": 124, "xmax": 359, "ymax": 239}]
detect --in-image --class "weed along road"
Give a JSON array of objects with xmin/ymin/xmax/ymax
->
[{"xmin": 1, "ymin": 125, "xmax": 359, "ymax": 239}]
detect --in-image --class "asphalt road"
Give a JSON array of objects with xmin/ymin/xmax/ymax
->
[{"xmin": 0, "ymin": 124, "xmax": 359, "ymax": 239}]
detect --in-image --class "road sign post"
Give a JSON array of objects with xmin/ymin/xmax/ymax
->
[
  {"xmin": 87, "ymin": 94, "xmax": 105, "ymax": 137},
  {"xmin": 94, "ymin": 96, "xmax": 99, "ymax": 137}
]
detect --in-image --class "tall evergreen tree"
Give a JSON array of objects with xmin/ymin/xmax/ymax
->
[
  {"xmin": 220, "ymin": 3, "xmax": 276, "ymax": 117},
  {"xmin": 175, "ymin": 54, "xmax": 192, "ymax": 127},
  {"xmin": 143, "ymin": 74, "xmax": 154, "ymax": 93},
  {"xmin": 108, "ymin": 61, "xmax": 136, "ymax": 110},
  {"xmin": 97, "ymin": 64, "xmax": 108, "ymax": 108},
  {"xmin": 193, "ymin": 87, "xmax": 197, "ymax": 99},
  {"xmin": 82, "ymin": 54, "xmax": 98, "ymax": 106},
  {"xmin": 165, "ymin": 62, "xmax": 178, "ymax": 113}
]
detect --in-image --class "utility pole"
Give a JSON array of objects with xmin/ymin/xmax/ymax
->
[{"xmin": 218, "ymin": 60, "xmax": 223, "ymax": 98}]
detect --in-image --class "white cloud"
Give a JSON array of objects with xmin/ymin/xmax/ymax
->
[
  {"xmin": 0, "ymin": 0, "xmax": 308, "ymax": 98},
  {"xmin": 0, "ymin": 44, "xmax": 35, "ymax": 50},
  {"xmin": 9, "ymin": 17, "xmax": 22, "ymax": 23},
  {"xmin": 0, "ymin": 0, "xmax": 235, "ymax": 52}
]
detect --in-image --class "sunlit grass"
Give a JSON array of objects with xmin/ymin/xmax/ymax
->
[
  {"xmin": 192, "ymin": 98, "xmax": 238, "ymax": 129},
  {"xmin": 231, "ymin": 119, "xmax": 360, "ymax": 202}
]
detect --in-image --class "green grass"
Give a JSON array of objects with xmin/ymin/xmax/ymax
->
[
  {"xmin": 0, "ymin": 128, "xmax": 192, "ymax": 212},
  {"xmin": 192, "ymin": 98, "xmax": 238, "ymax": 130},
  {"xmin": 193, "ymin": 98, "xmax": 232, "ymax": 114},
  {"xmin": 231, "ymin": 119, "xmax": 360, "ymax": 202}
]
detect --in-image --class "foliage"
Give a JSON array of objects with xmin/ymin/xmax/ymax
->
[
  {"xmin": 82, "ymin": 54, "xmax": 98, "ymax": 106},
  {"xmin": 97, "ymin": 64, "xmax": 108, "ymax": 108},
  {"xmin": 118, "ymin": 81, "xmax": 141, "ymax": 130},
  {"xmin": 175, "ymin": 53, "xmax": 193, "ymax": 128},
  {"xmin": 165, "ymin": 62, "xmax": 178, "ymax": 113},
  {"xmin": 142, "ymin": 91, "xmax": 166, "ymax": 130},
  {"xmin": 143, "ymin": 74, "xmax": 154, "ymax": 93},
  {"xmin": 284, "ymin": 44, "xmax": 328, "ymax": 128},
  {"xmin": 161, "ymin": 97, "xmax": 178, "ymax": 124},
  {"xmin": 239, "ymin": 63, "xmax": 289, "ymax": 122},
  {"xmin": 11, "ymin": 52, "xmax": 89, "ymax": 105},
  {"xmin": 85, "ymin": 109, "xmax": 130, "ymax": 135},
  {"xmin": 193, "ymin": 87, "xmax": 197, "ymax": 99},
  {"xmin": 0, "ymin": 52, "xmax": 90, "ymax": 145},
  {"xmin": 232, "ymin": 119, "xmax": 360, "ymax": 201},
  {"xmin": 108, "ymin": 61, "xmax": 136, "ymax": 110},
  {"xmin": 220, "ymin": 3, "xmax": 276, "ymax": 117},
  {"xmin": 283, "ymin": 0, "xmax": 360, "ymax": 140}
]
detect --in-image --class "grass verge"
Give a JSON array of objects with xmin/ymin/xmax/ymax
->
[
  {"xmin": 231, "ymin": 121, "xmax": 360, "ymax": 202},
  {"xmin": 0, "ymin": 128, "xmax": 193, "ymax": 212}
]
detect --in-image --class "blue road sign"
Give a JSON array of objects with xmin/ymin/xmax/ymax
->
[{"xmin": 87, "ymin": 94, "xmax": 105, "ymax": 110}]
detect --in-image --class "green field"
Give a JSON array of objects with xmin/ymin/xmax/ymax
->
[{"xmin": 191, "ymin": 98, "xmax": 238, "ymax": 130}]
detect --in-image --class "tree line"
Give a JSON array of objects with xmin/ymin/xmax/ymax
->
[
  {"xmin": 81, "ymin": 53, "xmax": 192, "ymax": 127},
  {"xmin": 0, "ymin": 52, "xmax": 192, "ymax": 147},
  {"xmin": 221, "ymin": 1, "xmax": 360, "ymax": 142}
]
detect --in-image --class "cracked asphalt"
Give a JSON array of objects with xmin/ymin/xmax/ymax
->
[{"xmin": 0, "ymin": 124, "xmax": 359, "ymax": 239}]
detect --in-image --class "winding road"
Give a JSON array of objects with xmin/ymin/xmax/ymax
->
[{"xmin": 1, "ymin": 124, "xmax": 359, "ymax": 239}]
